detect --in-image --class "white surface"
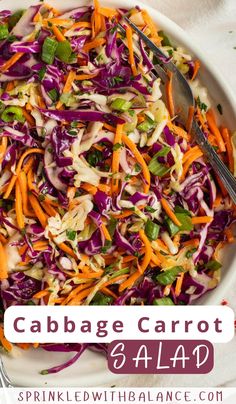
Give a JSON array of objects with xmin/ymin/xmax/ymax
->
[{"xmin": 1, "ymin": 0, "xmax": 236, "ymax": 388}]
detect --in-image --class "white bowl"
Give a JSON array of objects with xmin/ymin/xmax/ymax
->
[{"xmin": 1, "ymin": 0, "xmax": 236, "ymax": 387}]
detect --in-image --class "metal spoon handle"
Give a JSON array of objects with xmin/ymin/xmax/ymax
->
[{"xmin": 193, "ymin": 121, "xmax": 236, "ymax": 204}]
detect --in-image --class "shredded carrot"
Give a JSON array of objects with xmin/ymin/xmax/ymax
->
[
  {"xmin": 0, "ymin": 234, "xmax": 7, "ymax": 245},
  {"xmin": 22, "ymin": 108, "xmax": 35, "ymax": 126},
  {"xmin": 182, "ymin": 149, "xmax": 203, "ymax": 180},
  {"xmin": 0, "ymin": 326, "xmax": 12, "ymax": 352},
  {"xmin": 83, "ymin": 38, "xmax": 106, "ymax": 53},
  {"xmin": 126, "ymin": 25, "xmax": 138, "ymax": 76},
  {"xmin": 33, "ymin": 290, "xmax": 50, "ymax": 299},
  {"xmin": 57, "ymin": 242, "xmax": 77, "ymax": 259},
  {"xmin": 175, "ymin": 272, "xmax": 184, "ymax": 297},
  {"xmin": 191, "ymin": 216, "xmax": 213, "ymax": 225},
  {"xmin": 161, "ymin": 198, "xmax": 182, "ymax": 227},
  {"xmin": 0, "ymin": 242, "xmax": 8, "ymax": 280},
  {"xmin": 182, "ymin": 238, "xmax": 200, "ymax": 248},
  {"xmin": 206, "ymin": 109, "xmax": 226, "ymax": 152},
  {"xmin": 15, "ymin": 180, "xmax": 25, "ymax": 230},
  {"xmin": 27, "ymin": 167, "xmax": 37, "ymax": 192},
  {"xmin": 0, "ymin": 52, "xmax": 24, "ymax": 73},
  {"xmin": 41, "ymin": 201, "xmax": 58, "ymax": 217},
  {"xmin": 101, "ymin": 223, "xmax": 112, "ymax": 241},
  {"xmin": 6, "ymin": 81, "xmax": 14, "ymax": 91},
  {"xmin": 225, "ymin": 228, "xmax": 234, "ymax": 243},
  {"xmin": 75, "ymin": 271, "xmax": 104, "ymax": 279},
  {"xmin": 45, "ymin": 18, "xmax": 73, "ymax": 26},
  {"xmin": 99, "ymin": 7, "xmax": 117, "ymax": 18},
  {"xmin": 141, "ymin": 10, "xmax": 161, "ymax": 43},
  {"xmin": 56, "ymin": 70, "xmax": 77, "ymax": 109},
  {"xmin": 69, "ymin": 21, "xmax": 92, "ymax": 30},
  {"xmin": 29, "ymin": 194, "xmax": 48, "ymax": 228},
  {"xmin": 103, "ymin": 274, "xmax": 129, "ymax": 289},
  {"xmin": 166, "ymin": 71, "xmax": 174, "ymax": 118},
  {"xmin": 26, "ymin": 102, "xmax": 33, "ymax": 112},
  {"xmin": 102, "ymin": 287, "xmax": 118, "ymax": 300},
  {"xmin": 75, "ymin": 73, "xmax": 98, "ymax": 80},
  {"xmin": 186, "ymin": 106, "xmax": 194, "ymax": 133},
  {"xmin": 68, "ymin": 286, "xmax": 94, "ymax": 305},
  {"xmin": 191, "ymin": 60, "xmax": 201, "ymax": 81},
  {"xmin": 111, "ymin": 210, "xmax": 134, "ymax": 219},
  {"xmin": 33, "ymin": 241, "xmax": 49, "ymax": 251},
  {"xmin": 52, "ymin": 25, "xmax": 66, "ymax": 42},
  {"xmin": 122, "ymin": 133, "xmax": 150, "ymax": 193},
  {"xmin": 213, "ymin": 194, "xmax": 222, "ymax": 208},
  {"xmin": 98, "ymin": 183, "xmax": 110, "ymax": 194},
  {"xmin": 103, "ymin": 122, "xmax": 116, "ymax": 132},
  {"xmin": 0, "ymin": 136, "xmax": 8, "ymax": 164},
  {"xmin": 151, "ymin": 252, "xmax": 161, "ymax": 266},
  {"xmin": 221, "ymin": 127, "xmax": 234, "ymax": 172},
  {"xmin": 111, "ymin": 123, "xmax": 124, "ymax": 193},
  {"xmin": 118, "ymin": 270, "xmax": 140, "ymax": 292},
  {"xmin": 183, "ymin": 145, "xmax": 202, "ymax": 164},
  {"xmin": 81, "ymin": 183, "xmax": 98, "ymax": 195},
  {"xmin": 167, "ymin": 122, "xmax": 190, "ymax": 141},
  {"xmin": 3, "ymin": 149, "xmax": 44, "ymax": 199},
  {"xmin": 196, "ymin": 106, "xmax": 207, "ymax": 131}
]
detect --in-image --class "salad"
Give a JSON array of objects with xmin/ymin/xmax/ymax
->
[{"xmin": 0, "ymin": 0, "xmax": 235, "ymax": 375}]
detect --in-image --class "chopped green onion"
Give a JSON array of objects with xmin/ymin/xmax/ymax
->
[
  {"xmin": 137, "ymin": 119, "xmax": 155, "ymax": 132},
  {"xmin": 111, "ymin": 98, "xmax": 132, "ymax": 112},
  {"xmin": 66, "ymin": 229, "xmax": 76, "ymax": 241},
  {"xmin": 159, "ymin": 30, "xmax": 172, "ymax": 47},
  {"xmin": 90, "ymin": 292, "xmax": 113, "ymax": 305},
  {"xmin": 47, "ymin": 88, "xmax": 59, "ymax": 102},
  {"xmin": 156, "ymin": 266, "xmax": 184, "ymax": 285},
  {"xmin": 87, "ymin": 149, "xmax": 103, "ymax": 166},
  {"xmin": 8, "ymin": 10, "xmax": 24, "ymax": 31},
  {"xmin": 38, "ymin": 66, "xmax": 46, "ymax": 81},
  {"xmin": 174, "ymin": 206, "xmax": 191, "ymax": 216},
  {"xmin": 145, "ymin": 206, "xmax": 156, "ymax": 213},
  {"xmin": 110, "ymin": 267, "xmax": 130, "ymax": 279},
  {"xmin": 113, "ymin": 143, "xmax": 123, "ymax": 151},
  {"xmin": 148, "ymin": 160, "xmax": 170, "ymax": 177},
  {"xmin": 108, "ymin": 217, "xmax": 118, "ymax": 238},
  {"xmin": 153, "ymin": 297, "xmax": 174, "ymax": 305},
  {"xmin": 0, "ymin": 24, "xmax": 9, "ymax": 40},
  {"xmin": 145, "ymin": 219, "xmax": 160, "ymax": 240},
  {"xmin": 166, "ymin": 213, "xmax": 193, "ymax": 236},
  {"xmin": 185, "ymin": 248, "xmax": 197, "ymax": 258},
  {"xmin": 55, "ymin": 40, "xmax": 72, "ymax": 63},
  {"xmin": 42, "ymin": 37, "xmax": 58, "ymax": 64},
  {"xmin": 148, "ymin": 146, "xmax": 171, "ymax": 176},
  {"xmin": 1, "ymin": 106, "xmax": 25, "ymax": 123},
  {"xmin": 205, "ymin": 260, "xmax": 222, "ymax": 271}
]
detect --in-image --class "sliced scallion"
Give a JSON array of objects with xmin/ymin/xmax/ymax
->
[
  {"xmin": 153, "ymin": 297, "xmax": 174, "ymax": 305},
  {"xmin": 42, "ymin": 37, "xmax": 58, "ymax": 64},
  {"xmin": 111, "ymin": 98, "xmax": 132, "ymax": 112},
  {"xmin": 1, "ymin": 106, "xmax": 25, "ymax": 123},
  {"xmin": 145, "ymin": 219, "xmax": 160, "ymax": 240},
  {"xmin": 55, "ymin": 40, "xmax": 72, "ymax": 63},
  {"xmin": 0, "ymin": 24, "xmax": 9, "ymax": 40}
]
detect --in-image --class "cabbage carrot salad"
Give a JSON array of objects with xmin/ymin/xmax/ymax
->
[{"xmin": 0, "ymin": 0, "xmax": 235, "ymax": 374}]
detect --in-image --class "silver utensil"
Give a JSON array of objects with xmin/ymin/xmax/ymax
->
[{"xmin": 122, "ymin": 16, "xmax": 236, "ymax": 204}]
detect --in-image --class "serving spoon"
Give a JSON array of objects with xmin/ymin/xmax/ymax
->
[{"xmin": 121, "ymin": 16, "xmax": 236, "ymax": 204}]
